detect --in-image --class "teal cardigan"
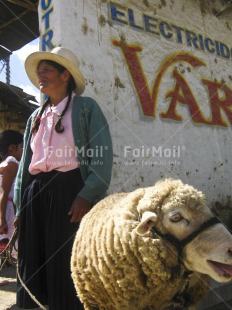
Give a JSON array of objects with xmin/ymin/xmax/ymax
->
[{"xmin": 14, "ymin": 96, "xmax": 113, "ymax": 215}]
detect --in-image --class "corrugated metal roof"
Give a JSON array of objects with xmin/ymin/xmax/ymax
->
[
  {"xmin": 0, "ymin": 0, "xmax": 39, "ymax": 60},
  {"xmin": 0, "ymin": 81, "xmax": 38, "ymax": 118}
]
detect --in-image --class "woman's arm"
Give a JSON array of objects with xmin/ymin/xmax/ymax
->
[
  {"xmin": 77, "ymin": 98, "xmax": 113, "ymax": 203},
  {"xmin": 0, "ymin": 162, "xmax": 18, "ymax": 234},
  {"xmin": 14, "ymin": 109, "xmax": 39, "ymax": 216},
  {"xmin": 70, "ymin": 97, "xmax": 113, "ymax": 222}
]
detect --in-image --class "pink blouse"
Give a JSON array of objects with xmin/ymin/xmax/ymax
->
[{"xmin": 29, "ymin": 93, "xmax": 79, "ymax": 175}]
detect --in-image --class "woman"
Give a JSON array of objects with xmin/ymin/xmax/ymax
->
[
  {"xmin": 0, "ymin": 130, "xmax": 23, "ymax": 267},
  {"xmin": 14, "ymin": 47, "xmax": 113, "ymax": 310}
]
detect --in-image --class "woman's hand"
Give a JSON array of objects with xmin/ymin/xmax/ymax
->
[{"xmin": 68, "ymin": 196, "xmax": 91, "ymax": 223}]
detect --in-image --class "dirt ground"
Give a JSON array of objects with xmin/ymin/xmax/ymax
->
[{"xmin": 0, "ymin": 265, "xmax": 19, "ymax": 310}]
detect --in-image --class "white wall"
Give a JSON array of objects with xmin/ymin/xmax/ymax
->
[{"xmin": 38, "ymin": 0, "xmax": 232, "ymax": 209}]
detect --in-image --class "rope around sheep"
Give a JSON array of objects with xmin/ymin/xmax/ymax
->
[
  {"xmin": 16, "ymin": 263, "xmax": 47, "ymax": 310},
  {"xmin": 0, "ymin": 229, "xmax": 46, "ymax": 310}
]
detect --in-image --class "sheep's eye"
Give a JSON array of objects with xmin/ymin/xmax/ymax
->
[{"xmin": 170, "ymin": 212, "xmax": 182, "ymax": 222}]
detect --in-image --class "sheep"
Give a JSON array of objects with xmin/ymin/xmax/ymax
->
[{"xmin": 71, "ymin": 179, "xmax": 232, "ymax": 310}]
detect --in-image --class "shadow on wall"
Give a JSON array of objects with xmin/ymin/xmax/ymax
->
[{"xmin": 211, "ymin": 198, "xmax": 232, "ymax": 231}]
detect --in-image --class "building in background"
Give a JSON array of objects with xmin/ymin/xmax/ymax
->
[
  {"xmin": 0, "ymin": 0, "xmax": 39, "ymax": 132},
  {"xmin": 38, "ymin": 1, "xmax": 232, "ymax": 202},
  {"xmin": 0, "ymin": 81, "xmax": 38, "ymax": 132}
]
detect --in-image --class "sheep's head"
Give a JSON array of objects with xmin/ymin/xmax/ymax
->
[{"xmin": 135, "ymin": 179, "xmax": 232, "ymax": 283}]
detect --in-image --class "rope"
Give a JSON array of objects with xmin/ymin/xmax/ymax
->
[
  {"xmin": 16, "ymin": 263, "xmax": 47, "ymax": 310},
  {"xmin": 0, "ymin": 228, "xmax": 17, "ymax": 271},
  {"xmin": 1, "ymin": 229, "xmax": 46, "ymax": 309}
]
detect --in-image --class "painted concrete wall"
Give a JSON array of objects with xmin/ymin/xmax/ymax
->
[{"xmin": 38, "ymin": 0, "xmax": 232, "ymax": 207}]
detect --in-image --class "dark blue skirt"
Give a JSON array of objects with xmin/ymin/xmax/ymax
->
[{"xmin": 17, "ymin": 168, "xmax": 84, "ymax": 310}]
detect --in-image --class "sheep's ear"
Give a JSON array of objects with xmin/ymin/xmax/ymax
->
[{"xmin": 135, "ymin": 211, "xmax": 157, "ymax": 235}]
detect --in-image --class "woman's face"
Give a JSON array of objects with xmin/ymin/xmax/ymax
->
[
  {"xmin": 8, "ymin": 143, "xmax": 23, "ymax": 161},
  {"xmin": 37, "ymin": 61, "xmax": 70, "ymax": 96}
]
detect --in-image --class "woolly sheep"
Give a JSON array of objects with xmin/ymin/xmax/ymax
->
[{"xmin": 71, "ymin": 179, "xmax": 232, "ymax": 310}]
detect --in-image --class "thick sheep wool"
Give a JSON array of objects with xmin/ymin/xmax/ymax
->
[{"xmin": 71, "ymin": 179, "xmax": 211, "ymax": 309}]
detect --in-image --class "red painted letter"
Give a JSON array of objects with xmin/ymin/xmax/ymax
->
[
  {"xmin": 161, "ymin": 70, "xmax": 209, "ymax": 124},
  {"xmin": 112, "ymin": 40, "xmax": 154, "ymax": 116},
  {"xmin": 202, "ymin": 79, "xmax": 232, "ymax": 127}
]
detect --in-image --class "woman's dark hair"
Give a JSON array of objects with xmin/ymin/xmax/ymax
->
[
  {"xmin": 0, "ymin": 130, "xmax": 23, "ymax": 158},
  {"xmin": 32, "ymin": 60, "xmax": 76, "ymax": 133}
]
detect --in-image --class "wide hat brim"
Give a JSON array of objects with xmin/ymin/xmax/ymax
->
[{"xmin": 25, "ymin": 50, "xmax": 86, "ymax": 96}]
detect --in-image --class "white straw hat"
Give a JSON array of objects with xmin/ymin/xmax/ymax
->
[{"xmin": 25, "ymin": 47, "xmax": 86, "ymax": 95}]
